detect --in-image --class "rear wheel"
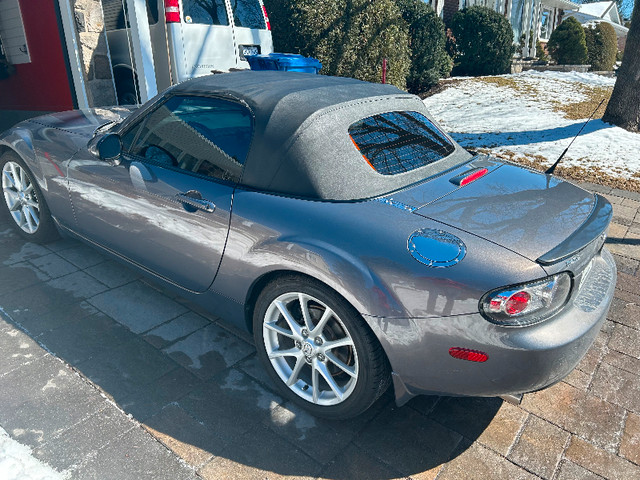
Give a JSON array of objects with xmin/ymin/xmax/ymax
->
[
  {"xmin": 114, "ymin": 70, "xmax": 139, "ymax": 105},
  {"xmin": 1, "ymin": 152, "xmax": 58, "ymax": 243},
  {"xmin": 253, "ymin": 275, "xmax": 390, "ymax": 419}
]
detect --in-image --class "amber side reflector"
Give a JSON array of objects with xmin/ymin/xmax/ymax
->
[{"xmin": 449, "ymin": 347, "xmax": 488, "ymax": 362}]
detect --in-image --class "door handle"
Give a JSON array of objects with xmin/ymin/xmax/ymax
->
[{"xmin": 175, "ymin": 192, "xmax": 216, "ymax": 213}]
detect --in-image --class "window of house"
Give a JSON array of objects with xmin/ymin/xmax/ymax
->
[
  {"xmin": 0, "ymin": 0, "xmax": 30, "ymax": 64},
  {"xmin": 126, "ymin": 95, "xmax": 252, "ymax": 183},
  {"xmin": 539, "ymin": 9, "xmax": 552, "ymax": 40}
]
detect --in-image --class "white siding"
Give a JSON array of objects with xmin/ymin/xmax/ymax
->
[{"xmin": 0, "ymin": 0, "xmax": 30, "ymax": 64}]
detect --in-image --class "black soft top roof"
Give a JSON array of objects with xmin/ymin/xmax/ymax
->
[{"xmin": 173, "ymin": 71, "xmax": 470, "ymax": 200}]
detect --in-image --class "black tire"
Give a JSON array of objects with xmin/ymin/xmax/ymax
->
[
  {"xmin": 253, "ymin": 274, "xmax": 390, "ymax": 419},
  {"xmin": 115, "ymin": 75, "xmax": 139, "ymax": 105},
  {"xmin": 0, "ymin": 152, "xmax": 59, "ymax": 243}
]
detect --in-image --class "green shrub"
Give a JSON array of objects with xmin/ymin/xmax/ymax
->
[
  {"xmin": 264, "ymin": 0, "xmax": 410, "ymax": 89},
  {"xmin": 584, "ymin": 22, "xmax": 618, "ymax": 71},
  {"xmin": 450, "ymin": 6, "xmax": 514, "ymax": 76},
  {"xmin": 547, "ymin": 17, "xmax": 588, "ymax": 65},
  {"xmin": 394, "ymin": 0, "xmax": 452, "ymax": 93}
]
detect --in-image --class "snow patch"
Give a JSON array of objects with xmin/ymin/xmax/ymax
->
[
  {"xmin": 0, "ymin": 427, "xmax": 65, "ymax": 480},
  {"xmin": 425, "ymin": 71, "xmax": 639, "ymax": 179}
]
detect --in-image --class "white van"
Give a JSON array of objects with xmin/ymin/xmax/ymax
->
[{"xmin": 101, "ymin": 0, "xmax": 273, "ymax": 104}]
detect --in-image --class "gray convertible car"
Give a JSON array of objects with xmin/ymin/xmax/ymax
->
[{"xmin": 0, "ymin": 71, "xmax": 616, "ymax": 418}]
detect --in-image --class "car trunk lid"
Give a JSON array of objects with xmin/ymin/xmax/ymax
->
[{"xmin": 387, "ymin": 159, "xmax": 600, "ymax": 263}]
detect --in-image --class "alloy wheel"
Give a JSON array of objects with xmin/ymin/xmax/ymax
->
[
  {"xmin": 2, "ymin": 161, "xmax": 40, "ymax": 234},
  {"xmin": 262, "ymin": 292, "xmax": 359, "ymax": 406}
]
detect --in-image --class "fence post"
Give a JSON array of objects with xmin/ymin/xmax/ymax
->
[{"xmin": 382, "ymin": 58, "xmax": 387, "ymax": 84}]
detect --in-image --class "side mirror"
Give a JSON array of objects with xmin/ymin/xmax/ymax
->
[{"xmin": 90, "ymin": 133, "xmax": 122, "ymax": 164}]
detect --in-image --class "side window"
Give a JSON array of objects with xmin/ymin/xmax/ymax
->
[
  {"xmin": 120, "ymin": 120, "xmax": 145, "ymax": 152},
  {"xmin": 182, "ymin": 0, "xmax": 230, "ymax": 25},
  {"xmin": 230, "ymin": 0, "xmax": 266, "ymax": 29},
  {"xmin": 102, "ymin": 0, "xmax": 158, "ymax": 31},
  {"xmin": 128, "ymin": 95, "xmax": 252, "ymax": 183}
]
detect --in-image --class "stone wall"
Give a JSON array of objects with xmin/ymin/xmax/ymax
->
[{"xmin": 72, "ymin": 0, "xmax": 117, "ymax": 106}]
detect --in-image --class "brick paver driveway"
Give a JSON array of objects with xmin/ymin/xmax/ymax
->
[{"xmin": 0, "ymin": 182, "xmax": 639, "ymax": 479}]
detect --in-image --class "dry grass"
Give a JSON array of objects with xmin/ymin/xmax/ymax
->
[
  {"xmin": 419, "ymin": 78, "xmax": 466, "ymax": 99},
  {"xmin": 473, "ymin": 75, "xmax": 613, "ymax": 121},
  {"xmin": 473, "ymin": 76, "xmax": 537, "ymax": 96},
  {"xmin": 555, "ymin": 85, "xmax": 612, "ymax": 120}
]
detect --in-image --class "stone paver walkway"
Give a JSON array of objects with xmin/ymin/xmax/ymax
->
[{"xmin": 0, "ymin": 181, "xmax": 639, "ymax": 479}]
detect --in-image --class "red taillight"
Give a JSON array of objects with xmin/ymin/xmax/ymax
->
[
  {"xmin": 459, "ymin": 168, "xmax": 488, "ymax": 186},
  {"xmin": 165, "ymin": 0, "xmax": 180, "ymax": 23},
  {"xmin": 481, "ymin": 273, "xmax": 572, "ymax": 327},
  {"xmin": 505, "ymin": 291, "xmax": 530, "ymax": 315},
  {"xmin": 449, "ymin": 347, "xmax": 488, "ymax": 363},
  {"xmin": 262, "ymin": 4, "xmax": 271, "ymax": 30}
]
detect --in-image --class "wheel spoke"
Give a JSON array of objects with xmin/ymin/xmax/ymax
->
[
  {"xmin": 26, "ymin": 206, "xmax": 39, "ymax": 228},
  {"xmin": 23, "ymin": 206, "xmax": 34, "ymax": 231},
  {"xmin": 312, "ymin": 362, "xmax": 320, "ymax": 403},
  {"xmin": 268, "ymin": 347, "xmax": 300, "ymax": 359},
  {"xmin": 4, "ymin": 190, "xmax": 20, "ymax": 211},
  {"xmin": 316, "ymin": 360, "xmax": 344, "ymax": 400},
  {"xmin": 310, "ymin": 307, "xmax": 334, "ymax": 337},
  {"xmin": 19, "ymin": 166, "xmax": 26, "ymax": 192},
  {"xmin": 322, "ymin": 336, "xmax": 354, "ymax": 352},
  {"xmin": 286, "ymin": 355, "xmax": 305, "ymax": 386},
  {"xmin": 325, "ymin": 352, "xmax": 357, "ymax": 378},
  {"xmin": 264, "ymin": 321, "xmax": 296, "ymax": 339},
  {"xmin": 275, "ymin": 300, "xmax": 303, "ymax": 339},
  {"xmin": 23, "ymin": 183, "xmax": 33, "ymax": 195},
  {"xmin": 9, "ymin": 163, "xmax": 21, "ymax": 190},
  {"xmin": 2, "ymin": 169, "xmax": 16, "ymax": 189},
  {"xmin": 298, "ymin": 293, "xmax": 314, "ymax": 331}
]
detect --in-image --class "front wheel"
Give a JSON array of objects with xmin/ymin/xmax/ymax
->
[
  {"xmin": 253, "ymin": 275, "xmax": 390, "ymax": 419},
  {"xmin": 1, "ymin": 152, "xmax": 59, "ymax": 242}
]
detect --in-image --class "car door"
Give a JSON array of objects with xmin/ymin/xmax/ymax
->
[
  {"xmin": 228, "ymin": 0, "xmax": 273, "ymax": 68},
  {"xmin": 173, "ymin": 0, "xmax": 238, "ymax": 80},
  {"xmin": 67, "ymin": 95, "xmax": 253, "ymax": 292}
]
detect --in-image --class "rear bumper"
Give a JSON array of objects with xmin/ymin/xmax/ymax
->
[{"xmin": 367, "ymin": 248, "xmax": 616, "ymax": 406}]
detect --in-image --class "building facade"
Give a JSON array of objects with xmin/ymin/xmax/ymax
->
[{"xmin": 428, "ymin": 0, "xmax": 580, "ymax": 58}]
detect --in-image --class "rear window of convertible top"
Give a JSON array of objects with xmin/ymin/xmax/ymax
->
[{"xmin": 348, "ymin": 111, "xmax": 455, "ymax": 176}]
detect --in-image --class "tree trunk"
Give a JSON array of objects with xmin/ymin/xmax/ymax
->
[{"xmin": 602, "ymin": 0, "xmax": 640, "ymax": 132}]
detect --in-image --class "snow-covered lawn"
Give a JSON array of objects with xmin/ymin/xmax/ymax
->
[{"xmin": 423, "ymin": 70, "xmax": 640, "ymax": 191}]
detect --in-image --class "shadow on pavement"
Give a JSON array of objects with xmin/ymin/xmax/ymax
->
[{"xmin": 0, "ymin": 222, "xmax": 503, "ymax": 479}]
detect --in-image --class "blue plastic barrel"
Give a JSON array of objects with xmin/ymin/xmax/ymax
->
[{"xmin": 246, "ymin": 53, "xmax": 322, "ymax": 74}]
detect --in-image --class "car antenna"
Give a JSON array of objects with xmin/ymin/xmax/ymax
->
[{"xmin": 545, "ymin": 98, "xmax": 606, "ymax": 175}]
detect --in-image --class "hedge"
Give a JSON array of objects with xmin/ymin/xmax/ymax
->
[
  {"xmin": 450, "ymin": 6, "xmax": 514, "ymax": 76},
  {"xmin": 584, "ymin": 22, "xmax": 618, "ymax": 71},
  {"xmin": 264, "ymin": 0, "xmax": 410, "ymax": 89},
  {"xmin": 548, "ymin": 17, "xmax": 588, "ymax": 65}
]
